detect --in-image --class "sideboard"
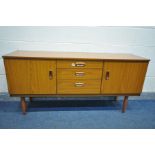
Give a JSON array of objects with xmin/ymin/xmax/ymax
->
[{"xmin": 3, "ymin": 51, "xmax": 150, "ymax": 114}]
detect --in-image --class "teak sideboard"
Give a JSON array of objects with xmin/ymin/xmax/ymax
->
[{"xmin": 3, "ymin": 51, "xmax": 150, "ymax": 114}]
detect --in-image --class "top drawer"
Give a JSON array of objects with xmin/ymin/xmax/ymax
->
[{"xmin": 57, "ymin": 60, "xmax": 103, "ymax": 68}]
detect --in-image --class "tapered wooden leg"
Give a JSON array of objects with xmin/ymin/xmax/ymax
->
[
  {"xmin": 29, "ymin": 97, "xmax": 33, "ymax": 102},
  {"xmin": 21, "ymin": 97, "xmax": 27, "ymax": 114},
  {"xmin": 115, "ymin": 96, "xmax": 119, "ymax": 101},
  {"xmin": 122, "ymin": 96, "xmax": 128, "ymax": 113}
]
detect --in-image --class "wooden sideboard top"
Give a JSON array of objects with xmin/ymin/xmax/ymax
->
[{"xmin": 3, "ymin": 50, "xmax": 150, "ymax": 61}]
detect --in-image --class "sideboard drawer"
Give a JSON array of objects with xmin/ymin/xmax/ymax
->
[
  {"xmin": 57, "ymin": 68, "xmax": 102, "ymax": 79},
  {"xmin": 57, "ymin": 60, "xmax": 103, "ymax": 68},
  {"xmin": 57, "ymin": 79, "xmax": 101, "ymax": 94}
]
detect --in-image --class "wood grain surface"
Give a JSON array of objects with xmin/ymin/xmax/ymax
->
[
  {"xmin": 57, "ymin": 79, "xmax": 101, "ymax": 94},
  {"xmin": 57, "ymin": 68, "xmax": 102, "ymax": 79},
  {"xmin": 101, "ymin": 61, "xmax": 148, "ymax": 94},
  {"xmin": 4, "ymin": 59, "xmax": 56, "ymax": 94},
  {"xmin": 3, "ymin": 50, "xmax": 150, "ymax": 61}
]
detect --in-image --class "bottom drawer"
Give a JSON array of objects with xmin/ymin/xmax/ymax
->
[{"xmin": 57, "ymin": 80, "xmax": 101, "ymax": 94}]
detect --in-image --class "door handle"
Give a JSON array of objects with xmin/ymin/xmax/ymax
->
[
  {"xmin": 105, "ymin": 71, "xmax": 110, "ymax": 80},
  {"xmin": 49, "ymin": 70, "xmax": 53, "ymax": 80}
]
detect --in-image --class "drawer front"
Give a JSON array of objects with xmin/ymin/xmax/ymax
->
[
  {"xmin": 57, "ymin": 60, "xmax": 103, "ymax": 68},
  {"xmin": 57, "ymin": 68, "xmax": 102, "ymax": 79},
  {"xmin": 57, "ymin": 80, "xmax": 101, "ymax": 94}
]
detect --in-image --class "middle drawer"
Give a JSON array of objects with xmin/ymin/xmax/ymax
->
[{"xmin": 57, "ymin": 68, "xmax": 102, "ymax": 79}]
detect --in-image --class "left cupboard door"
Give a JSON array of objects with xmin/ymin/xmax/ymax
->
[{"xmin": 4, "ymin": 59, "xmax": 56, "ymax": 95}]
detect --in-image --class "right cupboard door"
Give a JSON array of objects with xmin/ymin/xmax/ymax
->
[{"xmin": 101, "ymin": 61, "xmax": 148, "ymax": 95}]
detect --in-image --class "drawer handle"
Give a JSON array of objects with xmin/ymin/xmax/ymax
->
[
  {"xmin": 49, "ymin": 70, "xmax": 53, "ymax": 80},
  {"xmin": 74, "ymin": 82, "xmax": 85, "ymax": 87},
  {"xmin": 72, "ymin": 62, "xmax": 86, "ymax": 67},
  {"xmin": 75, "ymin": 72, "xmax": 85, "ymax": 76},
  {"xmin": 105, "ymin": 71, "xmax": 110, "ymax": 80}
]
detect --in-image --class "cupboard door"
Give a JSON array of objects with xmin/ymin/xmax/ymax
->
[
  {"xmin": 30, "ymin": 59, "xmax": 56, "ymax": 94},
  {"xmin": 101, "ymin": 61, "xmax": 148, "ymax": 94},
  {"xmin": 4, "ymin": 59, "xmax": 31, "ymax": 94},
  {"xmin": 4, "ymin": 59, "xmax": 56, "ymax": 95}
]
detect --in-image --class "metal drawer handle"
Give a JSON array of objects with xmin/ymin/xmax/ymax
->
[
  {"xmin": 49, "ymin": 70, "xmax": 53, "ymax": 80},
  {"xmin": 75, "ymin": 72, "xmax": 85, "ymax": 76},
  {"xmin": 72, "ymin": 62, "xmax": 86, "ymax": 67},
  {"xmin": 74, "ymin": 82, "xmax": 85, "ymax": 87},
  {"xmin": 105, "ymin": 71, "xmax": 110, "ymax": 80}
]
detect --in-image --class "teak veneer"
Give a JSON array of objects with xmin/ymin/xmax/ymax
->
[{"xmin": 3, "ymin": 50, "xmax": 150, "ymax": 114}]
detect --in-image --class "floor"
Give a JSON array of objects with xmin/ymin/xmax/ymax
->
[{"xmin": 0, "ymin": 97, "xmax": 155, "ymax": 129}]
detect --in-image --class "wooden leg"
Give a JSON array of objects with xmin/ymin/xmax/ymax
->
[
  {"xmin": 115, "ymin": 96, "xmax": 119, "ymax": 101},
  {"xmin": 122, "ymin": 96, "xmax": 128, "ymax": 113},
  {"xmin": 21, "ymin": 97, "xmax": 27, "ymax": 114},
  {"xmin": 29, "ymin": 97, "xmax": 33, "ymax": 102}
]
